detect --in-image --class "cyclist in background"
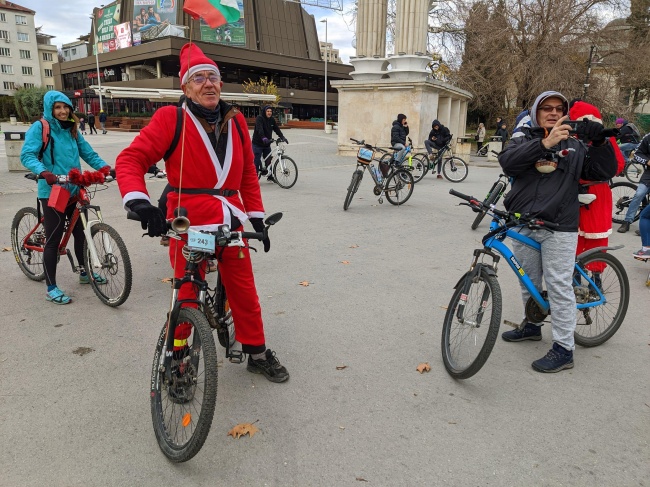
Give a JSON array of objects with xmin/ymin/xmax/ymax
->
[
  {"xmin": 617, "ymin": 132, "xmax": 650, "ymax": 235},
  {"xmin": 390, "ymin": 113, "xmax": 409, "ymax": 165},
  {"xmin": 615, "ymin": 117, "xmax": 640, "ymax": 160},
  {"xmin": 252, "ymin": 105, "xmax": 288, "ymax": 182},
  {"xmin": 424, "ymin": 119, "xmax": 450, "ymax": 179}
]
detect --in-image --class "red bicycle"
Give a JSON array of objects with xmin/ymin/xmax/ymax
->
[{"xmin": 11, "ymin": 169, "xmax": 132, "ymax": 307}]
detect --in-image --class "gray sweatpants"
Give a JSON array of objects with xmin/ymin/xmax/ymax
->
[{"xmin": 512, "ymin": 228, "xmax": 578, "ymax": 351}]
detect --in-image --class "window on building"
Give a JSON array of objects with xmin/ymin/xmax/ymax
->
[
  {"xmin": 0, "ymin": 13, "xmax": 6, "ymax": 22},
  {"xmin": 0, "ymin": 47, "xmax": 10, "ymax": 56},
  {"xmin": 15, "ymin": 15, "xmax": 27, "ymax": 25},
  {"xmin": 0, "ymin": 30, "xmax": 9, "ymax": 40},
  {"xmin": 22, "ymin": 66, "xmax": 32, "ymax": 75},
  {"xmin": 1, "ymin": 64, "xmax": 13, "ymax": 74},
  {"xmin": 63, "ymin": 50, "xmax": 69, "ymax": 57},
  {"xmin": 72, "ymin": 48, "xmax": 77, "ymax": 55},
  {"xmin": 42, "ymin": 52, "xmax": 53, "ymax": 61},
  {"xmin": 19, "ymin": 49, "xmax": 31, "ymax": 59},
  {"xmin": 3, "ymin": 81, "xmax": 16, "ymax": 90},
  {"xmin": 46, "ymin": 85, "xmax": 54, "ymax": 90},
  {"xmin": 24, "ymin": 82, "xmax": 34, "ymax": 88},
  {"xmin": 44, "ymin": 68, "xmax": 53, "ymax": 77},
  {"xmin": 17, "ymin": 32, "xmax": 29, "ymax": 42}
]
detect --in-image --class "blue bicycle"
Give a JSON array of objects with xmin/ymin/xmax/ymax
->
[{"xmin": 442, "ymin": 189, "xmax": 630, "ymax": 379}]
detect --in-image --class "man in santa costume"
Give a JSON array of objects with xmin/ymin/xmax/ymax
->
[{"xmin": 116, "ymin": 43, "xmax": 289, "ymax": 383}]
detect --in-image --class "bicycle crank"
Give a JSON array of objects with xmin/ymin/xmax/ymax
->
[{"xmin": 525, "ymin": 293, "xmax": 549, "ymax": 323}]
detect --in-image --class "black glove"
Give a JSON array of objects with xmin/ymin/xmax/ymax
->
[
  {"xmin": 127, "ymin": 199, "xmax": 166, "ymax": 237},
  {"xmin": 250, "ymin": 218, "xmax": 270, "ymax": 253},
  {"xmin": 576, "ymin": 119, "xmax": 606, "ymax": 145},
  {"xmin": 282, "ymin": 137, "xmax": 288, "ymax": 144},
  {"xmin": 40, "ymin": 171, "xmax": 57, "ymax": 185}
]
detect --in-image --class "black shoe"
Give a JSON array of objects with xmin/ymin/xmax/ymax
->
[
  {"xmin": 502, "ymin": 322, "xmax": 542, "ymax": 342},
  {"xmin": 531, "ymin": 343, "xmax": 574, "ymax": 373},
  {"xmin": 635, "ymin": 229, "xmax": 641, "ymax": 236},
  {"xmin": 267, "ymin": 175, "xmax": 275, "ymax": 182},
  {"xmin": 247, "ymin": 349, "xmax": 289, "ymax": 383},
  {"xmin": 260, "ymin": 168, "xmax": 268, "ymax": 176},
  {"xmin": 617, "ymin": 222, "xmax": 630, "ymax": 233}
]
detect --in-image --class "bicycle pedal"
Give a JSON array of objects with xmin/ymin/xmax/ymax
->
[{"xmin": 227, "ymin": 350, "xmax": 245, "ymax": 364}]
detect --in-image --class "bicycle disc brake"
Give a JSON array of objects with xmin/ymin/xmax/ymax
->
[
  {"xmin": 373, "ymin": 185, "xmax": 382, "ymax": 196},
  {"xmin": 525, "ymin": 292, "xmax": 549, "ymax": 323}
]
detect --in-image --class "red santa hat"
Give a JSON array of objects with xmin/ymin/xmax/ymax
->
[
  {"xmin": 178, "ymin": 43, "xmax": 220, "ymax": 85},
  {"xmin": 569, "ymin": 100, "xmax": 603, "ymax": 124}
]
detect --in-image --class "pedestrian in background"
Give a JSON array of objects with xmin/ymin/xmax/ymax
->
[{"xmin": 87, "ymin": 112, "xmax": 98, "ymax": 134}]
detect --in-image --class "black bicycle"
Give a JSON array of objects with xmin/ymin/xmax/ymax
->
[
  {"xmin": 610, "ymin": 180, "xmax": 649, "ymax": 224},
  {"xmin": 128, "ymin": 209, "xmax": 281, "ymax": 462},
  {"xmin": 471, "ymin": 155, "xmax": 510, "ymax": 230},
  {"xmin": 416, "ymin": 141, "xmax": 468, "ymax": 182}
]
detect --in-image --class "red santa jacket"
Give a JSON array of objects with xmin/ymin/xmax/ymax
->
[{"xmin": 116, "ymin": 102, "xmax": 264, "ymax": 231}]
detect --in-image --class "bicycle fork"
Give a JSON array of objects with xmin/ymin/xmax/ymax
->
[{"xmin": 456, "ymin": 249, "xmax": 500, "ymax": 328}]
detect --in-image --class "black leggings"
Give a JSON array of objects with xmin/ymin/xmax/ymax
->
[{"xmin": 39, "ymin": 198, "xmax": 85, "ymax": 287}]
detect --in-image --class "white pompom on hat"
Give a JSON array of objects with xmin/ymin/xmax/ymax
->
[
  {"xmin": 179, "ymin": 43, "xmax": 220, "ymax": 85},
  {"xmin": 569, "ymin": 101, "xmax": 603, "ymax": 125}
]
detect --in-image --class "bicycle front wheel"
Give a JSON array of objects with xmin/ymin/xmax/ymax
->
[
  {"xmin": 441, "ymin": 270, "xmax": 502, "ymax": 379},
  {"xmin": 625, "ymin": 162, "xmax": 644, "ymax": 184},
  {"xmin": 344, "ymin": 169, "xmax": 363, "ymax": 211},
  {"xmin": 442, "ymin": 157, "xmax": 469, "ymax": 183},
  {"xmin": 471, "ymin": 181, "xmax": 505, "ymax": 230},
  {"xmin": 151, "ymin": 308, "xmax": 218, "ymax": 462},
  {"xmin": 385, "ymin": 169, "xmax": 414, "ymax": 205},
  {"xmin": 273, "ymin": 156, "xmax": 298, "ymax": 189},
  {"xmin": 11, "ymin": 207, "xmax": 46, "ymax": 281},
  {"xmin": 409, "ymin": 154, "xmax": 428, "ymax": 183},
  {"xmin": 574, "ymin": 252, "xmax": 629, "ymax": 347},
  {"xmin": 610, "ymin": 181, "xmax": 638, "ymax": 224},
  {"xmin": 83, "ymin": 223, "xmax": 132, "ymax": 307}
]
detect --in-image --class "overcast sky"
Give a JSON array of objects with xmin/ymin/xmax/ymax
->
[{"xmin": 22, "ymin": 0, "xmax": 356, "ymax": 63}]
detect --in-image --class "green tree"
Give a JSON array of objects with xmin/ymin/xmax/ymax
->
[
  {"xmin": 14, "ymin": 87, "xmax": 48, "ymax": 122},
  {"xmin": 242, "ymin": 77, "xmax": 281, "ymax": 107}
]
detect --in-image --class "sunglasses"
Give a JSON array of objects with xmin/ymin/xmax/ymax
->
[
  {"xmin": 190, "ymin": 74, "xmax": 220, "ymax": 85},
  {"xmin": 539, "ymin": 105, "xmax": 565, "ymax": 114}
]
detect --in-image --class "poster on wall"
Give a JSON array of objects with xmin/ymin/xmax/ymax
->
[
  {"xmin": 114, "ymin": 22, "xmax": 132, "ymax": 49},
  {"xmin": 199, "ymin": 0, "xmax": 245, "ymax": 47},
  {"xmin": 132, "ymin": 0, "xmax": 185, "ymax": 42},
  {"xmin": 94, "ymin": 3, "xmax": 121, "ymax": 53}
]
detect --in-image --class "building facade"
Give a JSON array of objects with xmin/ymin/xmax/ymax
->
[
  {"xmin": 62, "ymin": 40, "xmax": 90, "ymax": 62},
  {"xmin": 36, "ymin": 28, "xmax": 57, "ymax": 91},
  {"xmin": 320, "ymin": 42, "xmax": 342, "ymax": 64}
]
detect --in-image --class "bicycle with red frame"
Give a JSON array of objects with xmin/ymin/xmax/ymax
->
[{"xmin": 11, "ymin": 168, "xmax": 133, "ymax": 307}]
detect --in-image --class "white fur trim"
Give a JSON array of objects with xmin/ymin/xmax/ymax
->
[
  {"xmin": 578, "ymin": 229, "xmax": 612, "ymax": 238},
  {"xmin": 181, "ymin": 64, "xmax": 220, "ymax": 84},
  {"xmin": 574, "ymin": 114, "xmax": 602, "ymax": 124},
  {"xmin": 247, "ymin": 211, "xmax": 265, "ymax": 219},
  {"xmin": 123, "ymin": 191, "xmax": 150, "ymax": 210}
]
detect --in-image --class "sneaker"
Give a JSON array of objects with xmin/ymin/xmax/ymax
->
[
  {"xmin": 246, "ymin": 349, "xmax": 289, "ymax": 383},
  {"xmin": 502, "ymin": 322, "xmax": 542, "ymax": 342},
  {"xmin": 428, "ymin": 153, "xmax": 436, "ymax": 161},
  {"xmin": 531, "ymin": 343, "xmax": 574, "ymax": 373},
  {"xmin": 632, "ymin": 248, "xmax": 650, "ymax": 260},
  {"xmin": 79, "ymin": 273, "xmax": 108, "ymax": 285},
  {"xmin": 46, "ymin": 286, "xmax": 71, "ymax": 305},
  {"xmin": 155, "ymin": 170, "xmax": 167, "ymax": 179},
  {"xmin": 635, "ymin": 229, "xmax": 641, "ymax": 236},
  {"xmin": 267, "ymin": 175, "xmax": 275, "ymax": 182},
  {"xmin": 437, "ymin": 174, "xmax": 443, "ymax": 179},
  {"xmin": 260, "ymin": 167, "xmax": 268, "ymax": 176},
  {"xmin": 160, "ymin": 236, "xmax": 170, "ymax": 247},
  {"xmin": 617, "ymin": 222, "xmax": 630, "ymax": 233}
]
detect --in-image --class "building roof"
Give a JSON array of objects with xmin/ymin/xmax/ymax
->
[{"xmin": 0, "ymin": 1, "xmax": 35, "ymax": 15}]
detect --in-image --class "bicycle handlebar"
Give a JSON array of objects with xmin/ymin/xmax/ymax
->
[
  {"xmin": 350, "ymin": 137, "xmax": 389, "ymax": 153},
  {"xmin": 25, "ymin": 171, "xmax": 115, "ymax": 184}
]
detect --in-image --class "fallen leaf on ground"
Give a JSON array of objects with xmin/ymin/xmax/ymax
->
[
  {"xmin": 227, "ymin": 422, "xmax": 259, "ymax": 439},
  {"xmin": 336, "ymin": 365, "xmax": 347, "ymax": 370},
  {"xmin": 439, "ymin": 305, "xmax": 448, "ymax": 310},
  {"xmin": 349, "ymin": 244, "xmax": 359, "ymax": 248},
  {"xmin": 356, "ymin": 477, "xmax": 368, "ymax": 482},
  {"xmin": 299, "ymin": 281, "xmax": 310, "ymax": 286},
  {"xmin": 72, "ymin": 347, "xmax": 94, "ymax": 356},
  {"xmin": 161, "ymin": 277, "xmax": 173, "ymax": 283},
  {"xmin": 2, "ymin": 247, "xmax": 11, "ymax": 252},
  {"xmin": 416, "ymin": 362, "xmax": 431, "ymax": 374},
  {"xmin": 448, "ymin": 421, "xmax": 458, "ymax": 424},
  {"xmin": 341, "ymin": 260, "xmax": 350, "ymax": 264}
]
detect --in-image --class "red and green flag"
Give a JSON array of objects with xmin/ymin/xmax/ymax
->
[{"xmin": 183, "ymin": 0, "xmax": 240, "ymax": 28}]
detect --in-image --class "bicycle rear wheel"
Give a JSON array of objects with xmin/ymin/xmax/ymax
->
[
  {"xmin": 344, "ymin": 169, "xmax": 363, "ymax": 211},
  {"xmin": 471, "ymin": 182, "xmax": 505, "ymax": 231},
  {"xmin": 408, "ymin": 154, "xmax": 428, "ymax": 183},
  {"xmin": 83, "ymin": 223, "xmax": 132, "ymax": 307},
  {"xmin": 11, "ymin": 207, "xmax": 46, "ymax": 281},
  {"xmin": 273, "ymin": 156, "xmax": 298, "ymax": 189},
  {"xmin": 441, "ymin": 269, "xmax": 502, "ymax": 379},
  {"xmin": 442, "ymin": 157, "xmax": 468, "ymax": 183},
  {"xmin": 385, "ymin": 169, "xmax": 414, "ymax": 205},
  {"xmin": 610, "ymin": 181, "xmax": 638, "ymax": 224},
  {"xmin": 574, "ymin": 252, "xmax": 629, "ymax": 347},
  {"xmin": 151, "ymin": 308, "xmax": 218, "ymax": 462},
  {"xmin": 625, "ymin": 162, "xmax": 644, "ymax": 184}
]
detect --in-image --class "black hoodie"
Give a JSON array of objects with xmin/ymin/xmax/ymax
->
[
  {"xmin": 428, "ymin": 120, "xmax": 450, "ymax": 147},
  {"xmin": 252, "ymin": 106, "xmax": 284, "ymax": 147}
]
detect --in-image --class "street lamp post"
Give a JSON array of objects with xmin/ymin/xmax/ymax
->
[
  {"xmin": 320, "ymin": 18, "xmax": 328, "ymax": 132},
  {"xmin": 91, "ymin": 11, "xmax": 104, "ymax": 112},
  {"xmin": 582, "ymin": 45, "xmax": 596, "ymax": 101}
]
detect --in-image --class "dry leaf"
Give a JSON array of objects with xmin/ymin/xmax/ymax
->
[
  {"xmin": 336, "ymin": 365, "xmax": 347, "ymax": 370},
  {"xmin": 448, "ymin": 421, "xmax": 457, "ymax": 424},
  {"xmin": 356, "ymin": 478, "xmax": 368, "ymax": 482},
  {"xmin": 161, "ymin": 277, "xmax": 173, "ymax": 283},
  {"xmin": 439, "ymin": 305, "xmax": 448, "ymax": 310},
  {"xmin": 2, "ymin": 247, "xmax": 11, "ymax": 252},
  {"xmin": 416, "ymin": 362, "xmax": 431, "ymax": 374},
  {"xmin": 349, "ymin": 244, "xmax": 359, "ymax": 248},
  {"xmin": 227, "ymin": 422, "xmax": 259, "ymax": 439},
  {"xmin": 341, "ymin": 260, "xmax": 350, "ymax": 265},
  {"xmin": 299, "ymin": 281, "xmax": 310, "ymax": 287}
]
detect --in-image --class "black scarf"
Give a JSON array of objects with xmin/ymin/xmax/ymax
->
[
  {"xmin": 188, "ymin": 100, "xmax": 220, "ymax": 125},
  {"xmin": 59, "ymin": 120, "xmax": 75, "ymax": 130}
]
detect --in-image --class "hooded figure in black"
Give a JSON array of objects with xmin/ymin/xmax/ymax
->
[
  {"xmin": 424, "ymin": 119, "xmax": 451, "ymax": 176},
  {"xmin": 390, "ymin": 113, "xmax": 409, "ymax": 164},
  {"xmin": 252, "ymin": 105, "xmax": 287, "ymax": 180}
]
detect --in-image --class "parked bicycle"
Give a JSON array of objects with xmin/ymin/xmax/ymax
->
[
  {"xmin": 471, "ymin": 154, "xmax": 510, "ymax": 230},
  {"xmin": 344, "ymin": 138, "xmax": 414, "ymax": 210},
  {"xmin": 441, "ymin": 189, "xmax": 629, "ymax": 379},
  {"xmin": 416, "ymin": 139, "xmax": 468, "ymax": 183},
  {"xmin": 379, "ymin": 137, "xmax": 428, "ymax": 183},
  {"xmin": 127, "ymin": 208, "xmax": 282, "ymax": 462},
  {"xmin": 11, "ymin": 170, "xmax": 132, "ymax": 307},
  {"xmin": 610, "ymin": 180, "xmax": 650, "ymax": 225},
  {"xmin": 256, "ymin": 138, "xmax": 298, "ymax": 189}
]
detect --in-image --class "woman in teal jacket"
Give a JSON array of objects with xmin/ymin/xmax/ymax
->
[{"xmin": 21, "ymin": 91, "xmax": 109, "ymax": 304}]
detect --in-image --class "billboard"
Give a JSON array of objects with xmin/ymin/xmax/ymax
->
[
  {"xmin": 132, "ymin": 0, "xmax": 185, "ymax": 42},
  {"xmin": 94, "ymin": 3, "xmax": 121, "ymax": 53},
  {"xmin": 200, "ymin": 0, "xmax": 245, "ymax": 47},
  {"xmin": 114, "ymin": 22, "xmax": 132, "ymax": 49}
]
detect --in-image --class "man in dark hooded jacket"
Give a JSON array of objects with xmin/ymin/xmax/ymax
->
[
  {"xmin": 424, "ymin": 119, "xmax": 451, "ymax": 178},
  {"xmin": 252, "ymin": 105, "xmax": 287, "ymax": 181},
  {"xmin": 390, "ymin": 113, "xmax": 409, "ymax": 164},
  {"xmin": 498, "ymin": 90, "xmax": 617, "ymax": 373}
]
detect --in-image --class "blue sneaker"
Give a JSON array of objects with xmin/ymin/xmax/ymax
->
[
  {"xmin": 532, "ymin": 343, "xmax": 574, "ymax": 373},
  {"xmin": 501, "ymin": 322, "xmax": 542, "ymax": 342},
  {"xmin": 46, "ymin": 287, "xmax": 71, "ymax": 305},
  {"xmin": 79, "ymin": 273, "xmax": 108, "ymax": 285}
]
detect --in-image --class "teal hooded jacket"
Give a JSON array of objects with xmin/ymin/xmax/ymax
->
[{"xmin": 20, "ymin": 91, "xmax": 108, "ymax": 199}]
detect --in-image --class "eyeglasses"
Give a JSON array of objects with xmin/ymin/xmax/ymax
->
[
  {"xmin": 539, "ymin": 105, "xmax": 565, "ymax": 114},
  {"xmin": 190, "ymin": 74, "xmax": 220, "ymax": 85}
]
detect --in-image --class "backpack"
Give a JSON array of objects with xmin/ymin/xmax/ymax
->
[
  {"xmin": 627, "ymin": 122, "xmax": 641, "ymax": 141},
  {"xmin": 38, "ymin": 118, "xmax": 52, "ymax": 161}
]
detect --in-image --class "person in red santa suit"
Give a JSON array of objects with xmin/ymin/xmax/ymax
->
[
  {"xmin": 116, "ymin": 43, "xmax": 289, "ymax": 383},
  {"xmin": 569, "ymin": 100, "xmax": 626, "ymax": 283}
]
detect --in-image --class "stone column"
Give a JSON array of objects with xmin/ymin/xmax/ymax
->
[
  {"xmin": 450, "ymin": 98, "xmax": 461, "ymax": 144},
  {"xmin": 350, "ymin": 0, "xmax": 388, "ymax": 80},
  {"xmin": 387, "ymin": 0, "xmax": 430, "ymax": 80}
]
